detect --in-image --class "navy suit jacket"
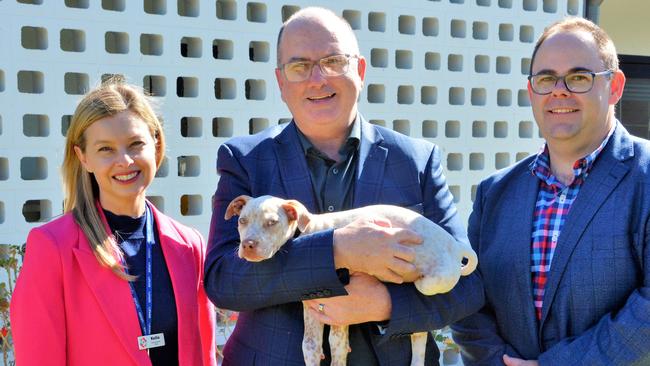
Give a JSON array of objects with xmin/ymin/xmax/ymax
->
[
  {"xmin": 204, "ymin": 118, "xmax": 484, "ymax": 365},
  {"xmin": 452, "ymin": 124, "xmax": 650, "ymax": 365}
]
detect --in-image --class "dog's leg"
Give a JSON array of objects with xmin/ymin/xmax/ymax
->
[
  {"xmin": 302, "ymin": 304, "xmax": 325, "ymax": 366},
  {"xmin": 328, "ymin": 325, "xmax": 350, "ymax": 366},
  {"xmin": 410, "ymin": 332, "xmax": 427, "ymax": 366}
]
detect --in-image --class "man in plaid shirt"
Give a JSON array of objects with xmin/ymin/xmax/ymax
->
[{"xmin": 452, "ymin": 17, "xmax": 650, "ymax": 365}]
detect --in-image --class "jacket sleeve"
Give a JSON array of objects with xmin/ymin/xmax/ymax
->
[
  {"xmin": 194, "ymin": 229, "xmax": 218, "ymax": 366},
  {"xmin": 203, "ymin": 143, "xmax": 348, "ymax": 311},
  {"xmin": 381, "ymin": 144, "xmax": 485, "ymax": 337},
  {"xmin": 10, "ymin": 228, "xmax": 67, "ymax": 366}
]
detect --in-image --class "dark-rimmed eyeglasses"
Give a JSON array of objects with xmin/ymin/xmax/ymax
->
[
  {"xmin": 528, "ymin": 70, "xmax": 613, "ymax": 95},
  {"xmin": 279, "ymin": 54, "xmax": 359, "ymax": 83}
]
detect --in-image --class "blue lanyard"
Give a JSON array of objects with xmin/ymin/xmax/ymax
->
[{"xmin": 124, "ymin": 204, "xmax": 155, "ymax": 336}]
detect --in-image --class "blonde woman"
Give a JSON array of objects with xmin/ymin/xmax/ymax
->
[{"xmin": 10, "ymin": 81, "xmax": 216, "ymax": 366}]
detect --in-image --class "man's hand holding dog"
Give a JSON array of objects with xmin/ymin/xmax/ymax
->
[{"xmin": 333, "ymin": 217, "xmax": 423, "ymax": 283}]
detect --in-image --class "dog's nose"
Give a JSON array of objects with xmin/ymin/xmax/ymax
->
[{"xmin": 242, "ymin": 239, "xmax": 258, "ymax": 250}]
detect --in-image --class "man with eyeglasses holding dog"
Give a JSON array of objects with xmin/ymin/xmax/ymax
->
[
  {"xmin": 204, "ymin": 6, "xmax": 483, "ymax": 366},
  {"xmin": 452, "ymin": 17, "xmax": 650, "ymax": 366}
]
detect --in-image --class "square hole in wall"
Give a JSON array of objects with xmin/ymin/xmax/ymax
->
[
  {"xmin": 422, "ymin": 120, "xmax": 437, "ymax": 138},
  {"xmin": 342, "ymin": 10, "xmax": 361, "ymax": 30},
  {"xmin": 180, "ymin": 194, "xmax": 202, "ymax": 216},
  {"xmin": 177, "ymin": 155, "xmax": 200, "ymax": 177},
  {"xmin": 397, "ymin": 85, "xmax": 414, "ymax": 105},
  {"xmin": 214, "ymin": 78, "xmax": 236, "ymax": 99},
  {"xmin": 278, "ymin": 118, "xmax": 291, "ymax": 125},
  {"xmin": 144, "ymin": 0, "xmax": 166, "ymax": 14},
  {"xmin": 567, "ymin": 0, "xmax": 580, "ymax": 15},
  {"xmin": 216, "ymin": 0, "xmax": 236, "ymax": 20},
  {"xmin": 495, "ymin": 152, "xmax": 510, "ymax": 169},
  {"xmin": 447, "ymin": 154, "xmax": 463, "ymax": 171},
  {"xmin": 393, "ymin": 120, "xmax": 410, "ymax": 136},
  {"xmin": 146, "ymin": 195, "xmax": 164, "ymax": 211},
  {"xmin": 496, "ymin": 56, "xmax": 511, "ymax": 74},
  {"xmin": 61, "ymin": 115, "xmax": 72, "ymax": 136},
  {"xmin": 23, "ymin": 114, "xmax": 49, "ymax": 137},
  {"xmin": 0, "ymin": 115, "xmax": 2, "ymax": 133},
  {"xmin": 520, "ymin": 25, "xmax": 534, "ymax": 43},
  {"xmin": 399, "ymin": 15, "xmax": 416, "ymax": 35},
  {"xmin": 543, "ymin": 0, "xmax": 557, "ymax": 12},
  {"xmin": 101, "ymin": 73, "xmax": 125, "ymax": 84},
  {"xmin": 518, "ymin": 89, "xmax": 530, "ymax": 106},
  {"xmin": 499, "ymin": 23, "xmax": 514, "ymax": 41},
  {"xmin": 181, "ymin": 117, "xmax": 202, "ymax": 137},
  {"xmin": 22, "ymin": 199, "xmax": 52, "ymax": 223},
  {"xmin": 371, "ymin": 48, "xmax": 388, "ymax": 68},
  {"xmin": 494, "ymin": 121, "xmax": 508, "ymax": 137},
  {"xmin": 143, "ymin": 75, "xmax": 166, "ymax": 96},
  {"xmin": 516, "ymin": 152, "xmax": 530, "ymax": 161},
  {"xmin": 523, "ymin": 0, "xmax": 537, "ymax": 11},
  {"xmin": 498, "ymin": 0, "xmax": 512, "ymax": 7},
  {"xmin": 178, "ymin": 0, "xmax": 199, "ymax": 17},
  {"xmin": 519, "ymin": 120, "xmax": 534, "ymax": 138},
  {"xmin": 0, "ymin": 70, "xmax": 5, "ymax": 92},
  {"xmin": 421, "ymin": 86, "xmax": 437, "ymax": 105},
  {"xmin": 396, "ymin": 50, "xmax": 413, "ymax": 69},
  {"xmin": 21, "ymin": 26, "xmax": 48, "ymax": 50},
  {"xmin": 472, "ymin": 21, "xmax": 488, "ymax": 40},
  {"xmin": 423, "ymin": 17, "xmax": 438, "ymax": 36},
  {"xmin": 105, "ymin": 31, "xmax": 129, "ymax": 54},
  {"xmin": 102, "ymin": 0, "xmax": 125, "ymax": 11},
  {"xmin": 247, "ymin": 2, "xmax": 266, "ymax": 22},
  {"xmin": 245, "ymin": 79, "xmax": 266, "ymax": 100},
  {"xmin": 448, "ymin": 54, "xmax": 463, "ymax": 71},
  {"xmin": 497, "ymin": 89, "xmax": 511, "ymax": 106},
  {"xmin": 64, "ymin": 72, "xmax": 89, "ymax": 95},
  {"xmin": 470, "ymin": 153, "xmax": 484, "ymax": 170},
  {"xmin": 425, "ymin": 52, "xmax": 440, "ymax": 70},
  {"xmin": 477, "ymin": 0, "xmax": 491, "ymax": 6},
  {"xmin": 281, "ymin": 5, "xmax": 300, "ymax": 22},
  {"xmin": 18, "ymin": 70, "xmax": 44, "ymax": 94},
  {"xmin": 17, "ymin": 0, "xmax": 44, "ymax": 3},
  {"xmin": 249, "ymin": 118, "xmax": 269, "ymax": 134},
  {"xmin": 21, "ymin": 157, "xmax": 47, "ymax": 180},
  {"xmin": 471, "ymin": 88, "xmax": 486, "ymax": 106},
  {"xmin": 140, "ymin": 33, "xmax": 163, "ymax": 55},
  {"xmin": 367, "ymin": 84, "xmax": 385, "ymax": 103},
  {"xmin": 449, "ymin": 185, "xmax": 461, "ymax": 203},
  {"xmin": 0, "ymin": 158, "xmax": 8, "ymax": 181},
  {"xmin": 521, "ymin": 57, "xmax": 531, "ymax": 75},
  {"xmin": 445, "ymin": 120, "xmax": 461, "ymax": 138},
  {"xmin": 61, "ymin": 29, "xmax": 86, "ymax": 52},
  {"xmin": 449, "ymin": 87, "xmax": 465, "ymax": 105},
  {"xmin": 249, "ymin": 41, "xmax": 269, "ymax": 62},
  {"xmin": 450, "ymin": 19, "xmax": 466, "ymax": 38},
  {"xmin": 181, "ymin": 36, "xmax": 202, "ymax": 57},
  {"xmin": 156, "ymin": 157, "xmax": 169, "ymax": 177},
  {"xmin": 65, "ymin": 0, "xmax": 89, "ymax": 8},
  {"xmin": 472, "ymin": 120, "xmax": 487, "ymax": 137},
  {"xmin": 213, "ymin": 39, "xmax": 234, "ymax": 59},
  {"xmin": 475, "ymin": 55, "xmax": 489, "ymax": 73},
  {"xmin": 177, "ymin": 76, "xmax": 198, "ymax": 97},
  {"xmin": 368, "ymin": 12, "xmax": 386, "ymax": 32},
  {"xmin": 212, "ymin": 117, "xmax": 233, "ymax": 137}
]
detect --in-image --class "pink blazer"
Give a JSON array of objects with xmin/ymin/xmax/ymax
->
[{"xmin": 10, "ymin": 204, "xmax": 217, "ymax": 366}]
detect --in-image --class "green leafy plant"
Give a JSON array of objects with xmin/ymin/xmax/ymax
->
[{"xmin": 0, "ymin": 244, "xmax": 25, "ymax": 366}]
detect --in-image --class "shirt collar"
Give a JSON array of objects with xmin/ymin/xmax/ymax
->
[
  {"xmin": 530, "ymin": 121, "xmax": 617, "ymax": 187},
  {"xmin": 296, "ymin": 115, "xmax": 361, "ymax": 158}
]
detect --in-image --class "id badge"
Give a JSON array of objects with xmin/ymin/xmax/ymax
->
[{"xmin": 138, "ymin": 333, "xmax": 165, "ymax": 350}]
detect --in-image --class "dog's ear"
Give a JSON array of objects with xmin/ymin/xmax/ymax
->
[
  {"xmin": 282, "ymin": 200, "xmax": 311, "ymax": 232},
  {"xmin": 225, "ymin": 195, "xmax": 252, "ymax": 220}
]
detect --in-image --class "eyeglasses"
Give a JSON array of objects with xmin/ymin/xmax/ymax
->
[
  {"xmin": 528, "ymin": 70, "xmax": 613, "ymax": 95},
  {"xmin": 279, "ymin": 54, "xmax": 359, "ymax": 83}
]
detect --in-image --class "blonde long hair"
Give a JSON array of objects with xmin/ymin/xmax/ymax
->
[{"xmin": 62, "ymin": 79, "xmax": 166, "ymax": 279}]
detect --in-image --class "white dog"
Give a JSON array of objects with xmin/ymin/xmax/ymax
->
[{"xmin": 225, "ymin": 195, "xmax": 477, "ymax": 366}]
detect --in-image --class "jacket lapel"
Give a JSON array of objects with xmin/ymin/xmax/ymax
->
[
  {"xmin": 353, "ymin": 119, "xmax": 387, "ymax": 207},
  {"xmin": 73, "ymin": 232, "xmax": 150, "ymax": 365},
  {"xmin": 273, "ymin": 121, "xmax": 319, "ymax": 212},
  {"xmin": 540, "ymin": 125, "xmax": 632, "ymax": 327}
]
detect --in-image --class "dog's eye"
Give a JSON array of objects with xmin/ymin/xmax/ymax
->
[
  {"xmin": 265, "ymin": 219, "xmax": 278, "ymax": 227},
  {"xmin": 238, "ymin": 217, "xmax": 248, "ymax": 225}
]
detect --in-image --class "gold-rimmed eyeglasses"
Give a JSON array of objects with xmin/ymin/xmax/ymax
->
[{"xmin": 279, "ymin": 54, "xmax": 359, "ymax": 83}]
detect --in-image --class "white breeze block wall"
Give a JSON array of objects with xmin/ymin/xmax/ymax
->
[{"xmin": 0, "ymin": 0, "xmax": 582, "ymax": 245}]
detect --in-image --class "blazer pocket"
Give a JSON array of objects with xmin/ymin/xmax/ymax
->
[{"xmin": 404, "ymin": 203, "xmax": 424, "ymax": 215}]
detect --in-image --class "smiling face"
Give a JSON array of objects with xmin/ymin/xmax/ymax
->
[
  {"xmin": 528, "ymin": 29, "xmax": 625, "ymax": 156},
  {"xmin": 74, "ymin": 111, "xmax": 159, "ymax": 216},
  {"xmin": 275, "ymin": 12, "xmax": 366, "ymax": 137}
]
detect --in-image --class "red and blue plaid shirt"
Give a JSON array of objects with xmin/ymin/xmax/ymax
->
[{"xmin": 529, "ymin": 127, "xmax": 614, "ymax": 320}]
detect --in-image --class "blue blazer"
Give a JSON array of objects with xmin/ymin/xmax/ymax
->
[
  {"xmin": 452, "ymin": 124, "xmax": 650, "ymax": 365},
  {"xmin": 204, "ymin": 118, "xmax": 484, "ymax": 365}
]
